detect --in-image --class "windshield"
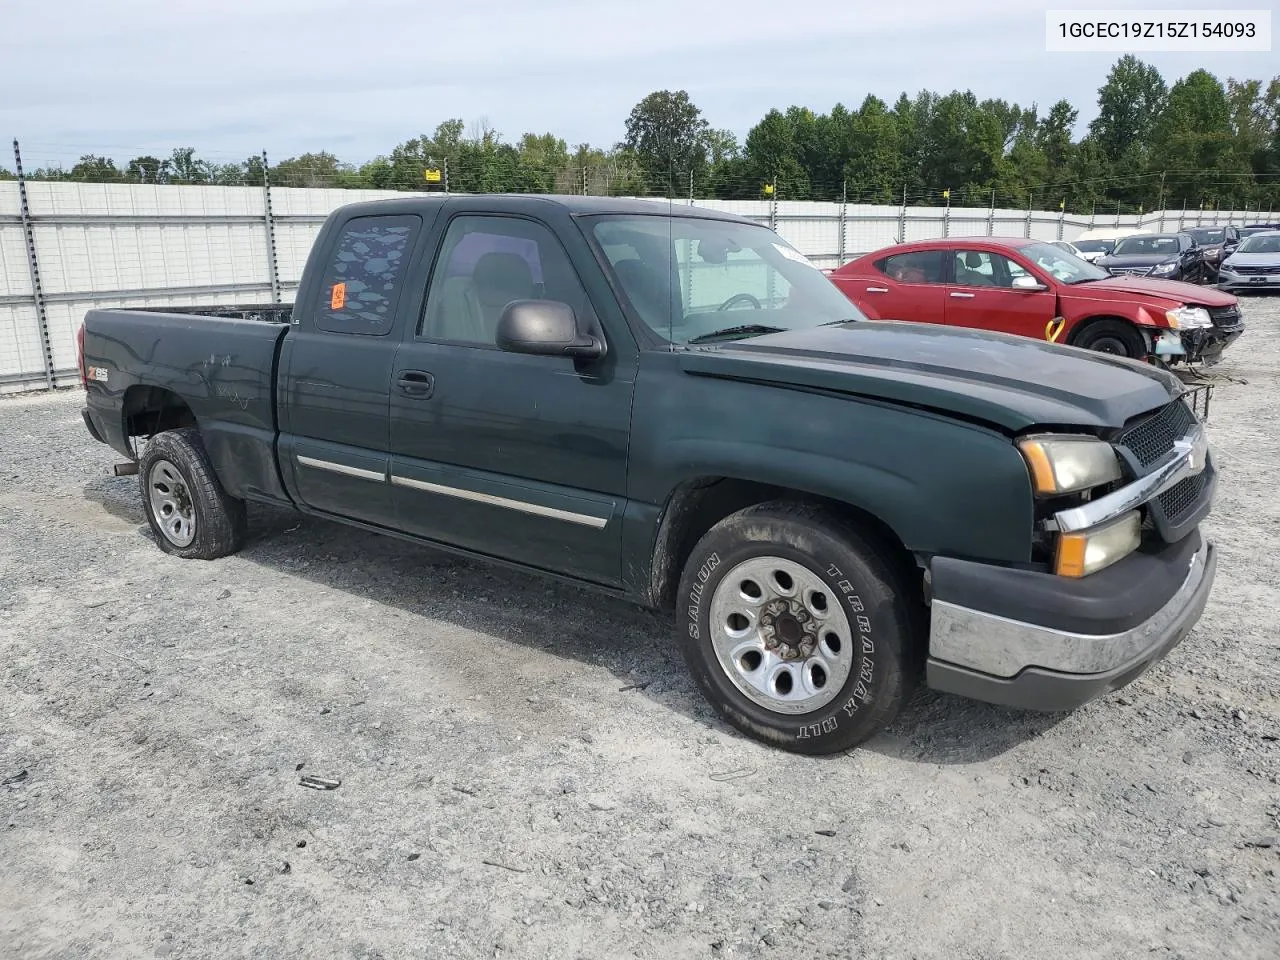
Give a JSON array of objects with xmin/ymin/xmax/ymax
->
[
  {"xmin": 1113, "ymin": 235, "xmax": 1181, "ymax": 257},
  {"xmin": 1020, "ymin": 241, "xmax": 1110, "ymax": 283},
  {"xmin": 1072, "ymin": 239, "xmax": 1114, "ymax": 254},
  {"xmin": 589, "ymin": 215, "xmax": 864, "ymax": 343},
  {"xmin": 1238, "ymin": 233, "xmax": 1280, "ymax": 254},
  {"xmin": 1187, "ymin": 228, "xmax": 1225, "ymax": 244}
]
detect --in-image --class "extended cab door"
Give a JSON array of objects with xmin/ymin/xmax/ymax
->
[
  {"xmin": 387, "ymin": 206, "xmax": 636, "ymax": 586},
  {"xmin": 277, "ymin": 209, "xmax": 436, "ymax": 526},
  {"xmin": 944, "ymin": 248, "xmax": 1057, "ymax": 339},
  {"xmin": 853, "ymin": 250, "xmax": 947, "ymax": 324}
]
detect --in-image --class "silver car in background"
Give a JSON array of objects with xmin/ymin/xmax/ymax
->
[{"xmin": 1218, "ymin": 231, "xmax": 1280, "ymax": 293}]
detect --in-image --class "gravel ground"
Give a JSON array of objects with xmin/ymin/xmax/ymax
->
[{"xmin": 2, "ymin": 301, "xmax": 1279, "ymax": 960}]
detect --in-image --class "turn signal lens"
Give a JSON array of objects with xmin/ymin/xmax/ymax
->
[{"xmin": 1055, "ymin": 511, "xmax": 1142, "ymax": 578}]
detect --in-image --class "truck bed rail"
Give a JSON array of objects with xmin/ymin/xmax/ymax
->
[{"xmin": 129, "ymin": 303, "xmax": 294, "ymax": 324}]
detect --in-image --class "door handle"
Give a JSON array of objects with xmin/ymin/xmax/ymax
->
[
  {"xmin": 865, "ymin": 286, "xmax": 888, "ymax": 293},
  {"xmin": 397, "ymin": 370, "xmax": 434, "ymax": 397},
  {"xmin": 949, "ymin": 292, "xmax": 976, "ymax": 299}
]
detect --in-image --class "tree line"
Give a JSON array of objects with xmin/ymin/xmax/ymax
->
[{"xmin": 5, "ymin": 57, "xmax": 1278, "ymax": 214}]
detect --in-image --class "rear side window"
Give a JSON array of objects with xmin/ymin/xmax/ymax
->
[
  {"xmin": 874, "ymin": 251, "xmax": 945, "ymax": 284},
  {"xmin": 315, "ymin": 215, "xmax": 420, "ymax": 336}
]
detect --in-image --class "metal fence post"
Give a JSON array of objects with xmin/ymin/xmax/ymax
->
[
  {"xmin": 1057, "ymin": 205, "xmax": 1065, "ymax": 240},
  {"xmin": 768, "ymin": 178, "xmax": 778, "ymax": 232},
  {"xmin": 942, "ymin": 189, "xmax": 951, "ymax": 237},
  {"xmin": 1179, "ymin": 201, "xmax": 1185, "ymax": 231},
  {"xmin": 12, "ymin": 139, "xmax": 55, "ymax": 389},
  {"xmin": 1088, "ymin": 202, "xmax": 1096, "ymax": 229},
  {"xmin": 1024, "ymin": 194, "xmax": 1032, "ymax": 238},
  {"xmin": 836, "ymin": 181, "xmax": 847, "ymax": 265},
  {"xmin": 261, "ymin": 151, "xmax": 282, "ymax": 304},
  {"xmin": 986, "ymin": 190, "xmax": 995, "ymax": 236},
  {"xmin": 897, "ymin": 185, "xmax": 907, "ymax": 243}
]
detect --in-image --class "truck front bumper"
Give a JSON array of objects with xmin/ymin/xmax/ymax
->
[{"xmin": 925, "ymin": 533, "xmax": 1215, "ymax": 711}]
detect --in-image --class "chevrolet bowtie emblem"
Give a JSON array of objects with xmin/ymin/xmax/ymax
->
[{"xmin": 1173, "ymin": 430, "xmax": 1208, "ymax": 476}]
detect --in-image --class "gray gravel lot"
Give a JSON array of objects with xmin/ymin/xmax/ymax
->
[{"xmin": 2, "ymin": 301, "xmax": 1279, "ymax": 960}]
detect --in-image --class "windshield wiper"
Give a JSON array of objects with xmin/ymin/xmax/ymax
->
[
  {"xmin": 818, "ymin": 317, "xmax": 862, "ymax": 326},
  {"xmin": 687, "ymin": 324, "xmax": 786, "ymax": 344}
]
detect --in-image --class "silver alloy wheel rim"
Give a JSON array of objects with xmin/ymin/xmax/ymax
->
[
  {"xmin": 147, "ymin": 458, "xmax": 196, "ymax": 547},
  {"xmin": 707, "ymin": 556, "xmax": 855, "ymax": 715}
]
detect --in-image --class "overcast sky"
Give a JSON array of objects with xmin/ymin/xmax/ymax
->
[{"xmin": 2, "ymin": 0, "xmax": 1273, "ymax": 169}]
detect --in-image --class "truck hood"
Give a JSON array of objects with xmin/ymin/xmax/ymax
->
[
  {"xmin": 678, "ymin": 321, "xmax": 1181, "ymax": 432},
  {"xmin": 1065, "ymin": 274, "xmax": 1236, "ymax": 307}
]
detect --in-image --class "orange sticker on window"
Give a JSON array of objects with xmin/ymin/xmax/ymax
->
[{"xmin": 330, "ymin": 282, "xmax": 346, "ymax": 310}]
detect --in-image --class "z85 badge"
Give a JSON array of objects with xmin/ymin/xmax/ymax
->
[{"xmin": 85, "ymin": 366, "xmax": 109, "ymax": 383}]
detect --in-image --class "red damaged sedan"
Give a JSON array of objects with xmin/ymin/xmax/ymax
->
[{"xmin": 828, "ymin": 237, "xmax": 1244, "ymax": 366}]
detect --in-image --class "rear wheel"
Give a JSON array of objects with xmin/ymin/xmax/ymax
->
[
  {"xmin": 138, "ymin": 428, "xmax": 247, "ymax": 560},
  {"xmin": 1075, "ymin": 319, "xmax": 1147, "ymax": 359},
  {"xmin": 676, "ymin": 502, "xmax": 918, "ymax": 754}
]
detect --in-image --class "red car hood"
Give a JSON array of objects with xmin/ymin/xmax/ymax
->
[{"xmin": 1077, "ymin": 275, "xmax": 1236, "ymax": 306}]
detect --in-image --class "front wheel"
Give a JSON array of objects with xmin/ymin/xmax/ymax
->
[
  {"xmin": 138, "ymin": 428, "xmax": 247, "ymax": 560},
  {"xmin": 1075, "ymin": 319, "xmax": 1147, "ymax": 359},
  {"xmin": 676, "ymin": 502, "xmax": 918, "ymax": 754}
]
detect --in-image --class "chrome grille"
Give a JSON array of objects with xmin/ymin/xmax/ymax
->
[{"xmin": 1117, "ymin": 399, "xmax": 1197, "ymax": 467}]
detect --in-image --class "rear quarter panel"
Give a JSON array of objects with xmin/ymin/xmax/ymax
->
[{"xmin": 82, "ymin": 308, "xmax": 291, "ymax": 501}]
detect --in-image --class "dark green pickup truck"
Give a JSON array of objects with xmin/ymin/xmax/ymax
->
[{"xmin": 78, "ymin": 195, "xmax": 1217, "ymax": 753}]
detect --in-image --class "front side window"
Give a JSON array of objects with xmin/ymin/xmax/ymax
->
[
  {"xmin": 589, "ymin": 216, "xmax": 864, "ymax": 344},
  {"xmin": 315, "ymin": 215, "xmax": 419, "ymax": 336},
  {"xmin": 421, "ymin": 215, "xmax": 590, "ymax": 345},
  {"xmin": 952, "ymin": 250, "xmax": 1034, "ymax": 289}
]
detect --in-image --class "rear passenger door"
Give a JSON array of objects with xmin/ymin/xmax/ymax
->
[
  {"xmin": 388, "ymin": 209, "xmax": 636, "ymax": 586},
  {"xmin": 278, "ymin": 211, "xmax": 434, "ymax": 527},
  {"xmin": 862, "ymin": 250, "xmax": 947, "ymax": 324}
]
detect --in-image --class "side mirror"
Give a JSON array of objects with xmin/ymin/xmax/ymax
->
[
  {"xmin": 1011, "ymin": 275, "xmax": 1048, "ymax": 291},
  {"xmin": 496, "ymin": 299, "xmax": 604, "ymax": 360}
]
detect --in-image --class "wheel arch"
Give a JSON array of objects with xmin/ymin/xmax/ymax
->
[
  {"xmin": 122, "ymin": 385, "xmax": 198, "ymax": 442},
  {"xmin": 647, "ymin": 476, "xmax": 920, "ymax": 614}
]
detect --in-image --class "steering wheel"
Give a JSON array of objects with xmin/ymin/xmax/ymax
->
[{"xmin": 717, "ymin": 293, "xmax": 762, "ymax": 311}]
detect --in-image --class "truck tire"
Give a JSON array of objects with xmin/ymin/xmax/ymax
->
[
  {"xmin": 138, "ymin": 428, "xmax": 247, "ymax": 560},
  {"xmin": 676, "ymin": 501, "xmax": 917, "ymax": 754},
  {"xmin": 1075, "ymin": 319, "xmax": 1147, "ymax": 359}
]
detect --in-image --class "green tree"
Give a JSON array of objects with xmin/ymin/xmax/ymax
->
[
  {"xmin": 126, "ymin": 155, "xmax": 169, "ymax": 183},
  {"xmin": 68, "ymin": 155, "xmax": 123, "ymax": 182},
  {"xmin": 623, "ymin": 89, "xmax": 710, "ymax": 191},
  {"xmin": 1150, "ymin": 69, "xmax": 1237, "ymax": 207}
]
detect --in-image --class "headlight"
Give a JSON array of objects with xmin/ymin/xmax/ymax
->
[
  {"xmin": 1018, "ymin": 435, "xmax": 1123, "ymax": 496},
  {"xmin": 1055, "ymin": 511, "xmax": 1142, "ymax": 578},
  {"xmin": 1151, "ymin": 261, "xmax": 1177, "ymax": 275},
  {"xmin": 1219, "ymin": 262, "xmax": 1239, "ymax": 275},
  {"xmin": 1167, "ymin": 306, "xmax": 1212, "ymax": 329}
]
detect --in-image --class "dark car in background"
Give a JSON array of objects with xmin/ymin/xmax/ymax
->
[
  {"xmin": 1097, "ymin": 233, "xmax": 1209, "ymax": 283},
  {"xmin": 1185, "ymin": 226, "xmax": 1241, "ymax": 280},
  {"xmin": 1218, "ymin": 230, "xmax": 1280, "ymax": 293}
]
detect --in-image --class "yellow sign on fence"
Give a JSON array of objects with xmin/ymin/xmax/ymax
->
[{"xmin": 424, "ymin": 168, "xmax": 442, "ymax": 183}]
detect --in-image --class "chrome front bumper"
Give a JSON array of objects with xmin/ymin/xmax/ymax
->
[{"xmin": 926, "ymin": 537, "xmax": 1214, "ymax": 710}]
